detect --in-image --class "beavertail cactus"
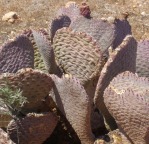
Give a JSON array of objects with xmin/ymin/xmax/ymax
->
[
  {"xmin": 57, "ymin": 2, "xmax": 80, "ymax": 22},
  {"xmin": 70, "ymin": 16, "xmax": 116, "ymax": 53},
  {"xmin": 7, "ymin": 112, "xmax": 58, "ymax": 144},
  {"xmin": 0, "ymin": 2, "xmax": 143, "ymax": 143},
  {"xmin": 49, "ymin": 15, "xmax": 71, "ymax": 42},
  {"xmin": 53, "ymin": 27, "xmax": 102, "ymax": 85},
  {"xmin": 70, "ymin": 17, "xmax": 132, "ymax": 53},
  {"xmin": 49, "ymin": 21, "xmax": 105, "ymax": 132},
  {"xmin": 136, "ymin": 40, "xmax": 149, "ymax": 77},
  {"xmin": 0, "ymin": 35, "xmax": 34, "ymax": 73},
  {"xmin": 112, "ymin": 18, "xmax": 132, "ymax": 49},
  {"xmin": 0, "ymin": 68, "xmax": 53, "ymax": 113},
  {"xmin": 32, "ymin": 30, "xmax": 61, "ymax": 75},
  {"xmin": 103, "ymin": 71, "xmax": 149, "ymax": 144},
  {"xmin": 22, "ymin": 29, "xmax": 50, "ymax": 71},
  {"xmin": 50, "ymin": 74, "xmax": 95, "ymax": 144},
  {"xmin": 94, "ymin": 35, "xmax": 137, "ymax": 130}
]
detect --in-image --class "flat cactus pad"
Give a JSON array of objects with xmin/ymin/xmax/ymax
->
[
  {"xmin": 70, "ymin": 17, "xmax": 116, "ymax": 53},
  {"xmin": 53, "ymin": 27, "xmax": 102, "ymax": 85},
  {"xmin": 22, "ymin": 29, "xmax": 49, "ymax": 71},
  {"xmin": 112, "ymin": 18, "xmax": 132, "ymax": 49},
  {"xmin": 32, "ymin": 30, "xmax": 60, "ymax": 75},
  {"xmin": 57, "ymin": 2, "xmax": 80, "ymax": 22},
  {"xmin": 104, "ymin": 71, "xmax": 149, "ymax": 144},
  {"xmin": 49, "ymin": 15, "xmax": 71, "ymax": 42},
  {"xmin": 94, "ymin": 35, "xmax": 137, "ymax": 130},
  {"xmin": 0, "ymin": 68, "xmax": 53, "ymax": 113},
  {"xmin": 50, "ymin": 74, "xmax": 95, "ymax": 144},
  {"xmin": 136, "ymin": 40, "xmax": 149, "ymax": 77},
  {"xmin": 7, "ymin": 112, "xmax": 58, "ymax": 144},
  {"xmin": 0, "ymin": 35, "xmax": 34, "ymax": 73}
]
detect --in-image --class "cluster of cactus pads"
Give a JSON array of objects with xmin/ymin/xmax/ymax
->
[{"xmin": 0, "ymin": 1, "xmax": 149, "ymax": 144}]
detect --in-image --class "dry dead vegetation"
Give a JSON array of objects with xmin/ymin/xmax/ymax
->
[{"xmin": 0, "ymin": 0, "xmax": 149, "ymax": 45}]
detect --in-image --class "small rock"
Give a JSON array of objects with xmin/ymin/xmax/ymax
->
[
  {"xmin": 141, "ymin": 11, "xmax": 146, "ymax": 16},
  {"xmin": 2, "ymin": 11, "xmax": 19, "ymax": 23},
  {"xmin": 65, "ymin": 1, "xmax": 76, "ymax": 8},
  {"xmin": 101, "ymin": 17, "xmax": 107, "ymax": 22},
  {"xmin": 107, "ymin": 16, "xmax": 116, "ymax": 24}
]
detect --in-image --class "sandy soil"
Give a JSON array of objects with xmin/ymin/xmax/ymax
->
[{"xmin": 0, "ymin": 0, "xmax": 149, "ymax": 46}]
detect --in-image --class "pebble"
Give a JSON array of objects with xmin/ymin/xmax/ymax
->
[
  {"xmin": 141, "ymin": 11, "xmax": 146, "ymax": 16},
  {"xmin": 107, "ymin": 16, "xmax": 116, "ymax": 24},
  {"xmin": 2, "ymin": 11, "xmax": 19, "ymax": 23},
  {"xmin": 65, "ymin": 1, "xmax": 76, "ymax": 8}
]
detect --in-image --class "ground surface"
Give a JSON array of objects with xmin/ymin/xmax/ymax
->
[{"xmin": 0, "ymin": 0, "xmax": 149, "ymax": 46}]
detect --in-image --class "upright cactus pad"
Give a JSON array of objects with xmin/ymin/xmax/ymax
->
[
  {"xmin": 49, "ymin": 15, "xmax": 71, "ymax": 42},
  {"xmin": 53, "ymin": 27, "xmax": 102, "ymax": 85},
  {"xmin": 50, "ymin": 75, "xmax": 95, "ymax": 144},
  {"xmin": 112, "ymin": 18, "xmax": 132, "ymax": 49},
  {"xmin": 104, "ymin": 71, "xmax": 149, "ymax": 144},
  {"xmin": 94, "ymin": 35, "xmax": 137, "ymax": 130},
  {"xmin": 70, "ymin": 17, "xmax": 116, "ymax": 53},
  {"xmin": 7, "ymin": 112, "xmax": 58, "ymax": 144},
  {"xmin": 136, "ymin": 40, "xmax": 149, "ymax": 77},
  {"xmin": 57, "ymin": 2, "xmax": 80, "ymax": 22},
  {"xmin": 0, "ymin": 68, "xmax": 53, "ymax": 113},
  {"xmin": 22, "ymin": 29, "xmax": 49, "ymax": 71},
  {"xmin": 0, "ymin": 35, "xmax": 34, "ymax": 73},
  {"xmin": 32, "ymin": 30, "xmax": 60, "ymax": 75}
]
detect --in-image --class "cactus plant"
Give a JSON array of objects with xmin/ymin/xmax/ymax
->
[
  {"xmin": 32, "ymin": 7, "xmax": 138, "ymax": 143},
  {"xmin": 103, "ymin": 71, "xmax": 149, "ymax": 144},
  {"xmin": 0, "ymin": 2, "xmax": 147, "ymax": 144}
]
